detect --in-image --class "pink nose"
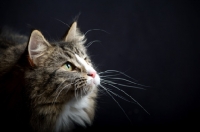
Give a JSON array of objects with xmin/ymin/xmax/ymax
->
[{"xmin": 87, "ymin": 71, "xmax": 96, "ymax": 78}]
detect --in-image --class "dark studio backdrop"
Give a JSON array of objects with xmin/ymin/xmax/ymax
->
[{"xmin": 0, "ymin": 0, "xmax": 200, "ymax": 131}]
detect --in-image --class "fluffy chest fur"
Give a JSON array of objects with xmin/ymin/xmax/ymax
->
[{"xmin": 55, "ymin": 94, "xmax": 96, "ymax": 131}]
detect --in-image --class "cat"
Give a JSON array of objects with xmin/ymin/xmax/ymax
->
[
  {"xmin": 0, "ymin": 20, "xmax": 149, "ymax": 132},
  {"xmin": 0, "ymin": 22, "xmax": 100, "ymax": 132}
]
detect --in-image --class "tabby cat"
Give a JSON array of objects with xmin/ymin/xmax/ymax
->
[{"xmin": 0, "ymin": 22, "xmax": 100, "ymax": 132}]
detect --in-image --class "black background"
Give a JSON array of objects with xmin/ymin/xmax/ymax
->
[{"xmin": 0, "ymin": 0, "xmax": 200, "ymax": 131}]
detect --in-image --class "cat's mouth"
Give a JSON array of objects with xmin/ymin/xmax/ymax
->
[
  {"xmin": 87, "ymin": 74, "xmax": 100, "ymax": 86},
  {"xmin": 72, "ymin": 74, "xmax": 100, "ymax": 94}
]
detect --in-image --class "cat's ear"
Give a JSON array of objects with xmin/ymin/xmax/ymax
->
[
  {"xmin": 28, "ymin": 30, "xmax": 51, "ymax": 66},
  {"xmin": 64, "ymin": 22, "xmax": 85, "ymax": 44}
]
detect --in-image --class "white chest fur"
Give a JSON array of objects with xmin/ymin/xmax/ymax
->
[{"xmin": 55, "ymin": 96, "xmax": 91, "ymax": 132}]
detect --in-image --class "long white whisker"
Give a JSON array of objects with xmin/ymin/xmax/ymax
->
[
  {"xmin": 101, "ymin": 79, "xmax": 145, "ymax": 90},
  {"xmin": 97, "ymin": 87, "xmax": 108, "ymax": 96},
  {"xmin": 52, "ymin": 83, "xmax": 73, "ymax": 104},
  {"xmin": 53, "ymin": 18, "xmax": 70, "ymax": 27},
  {"xmin": 99, "ymin": 70, "xmax": 132, "ymax": 78},
  {"xmin": 99, "ymin": 70, "xmax": 140, "ymax": 82},
  {"xmin": 55, "ymin": 80, "xmax": 67, "ymax": 93},
  {"xmin": 84, "ymin": 29, "xmax": 110, "ymax": 36},
  {"xmin": 86, "ymin": 40, "xmax": 101, "ymax": 48},
  {"xmin": 51, "ymin": 80, "xmax": 68, "ymax": 102},
  {"xmin": 102, "ymin": 77, "xmax": 148, "ymax": 88},
  {"xmin": 100, "ymin": 84, "xmax": 132, "ymax": 124},
  {"xmin": 100, "ymin": 83, "xmax": 135, "ymax": 103},
  {"xmin": 103, "ymin": 82, "xmax": 150, "ymax": 115},
  {"xmin": 99, "ymin": 74, "xmax": 123, "ymax": 78}
]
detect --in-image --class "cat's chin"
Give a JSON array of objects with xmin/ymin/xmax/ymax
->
[{"xmin": 94, "ymin": 74, "xmax": 100, "ymax": 85}]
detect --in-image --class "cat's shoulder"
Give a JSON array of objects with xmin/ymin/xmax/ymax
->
[
  {"xmin": 0, "ymin": 26, "xmax": 28, "ymax": 57},
  {"xmin": 0, "ymin": 26, "xmax": 29, "ymax": 47},
  {"xmin": 0, "ymin": 26, "xmax": 29, "ymax": 76}
]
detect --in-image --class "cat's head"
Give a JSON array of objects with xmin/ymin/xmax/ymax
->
[{"xmin": 25, "ymin": 22, "xmax": 100, "ymax": 108}]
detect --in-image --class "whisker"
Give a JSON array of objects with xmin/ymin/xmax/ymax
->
[
  {"xmin": 55, "ymin": 80, "xmax": 68, "ymax": 93},
  {"xmin": 100, "ymin": 84, "xmax": 132, "ymax": 124},
  {"xmin": 99, "ymin": 70, "xmax": 132, "ymax": 77},
  {"xmin": 83, "ymin": 87, "xmax": 86, "ymax": 95},
  {"xmin": 100, "ymin": 83, "xmax": 135, "ymax": 103},
  {"xmin": 99, "ymin": 70, "xmax": 139, "ymax": 81},
  {"xmin": 101, "ymin": 79, "xmax": 145, "ymax": 90},
  {"xmin": 75, "ymin": 88, "xmax": 78, "ymax": 100},
  {"xmin": 84, "ymin": 29, "xmax": 110, "ymax": 36},
  {"xmin": 53, "ymin": 18, "xmax": 70, "ymax": 27},
  {"xmin": 81, "ymin": 88, "xmax": 83, "ymax": 99},
  {"xmin": 52, "ymin": 83, "xmax": 73, "ymax": 104},
  {"xmin": 99, "ymin": 74, "xmax": 124, "ymax": 78},
  {"xmin": 97, "ymin": 87, "xmax": 108, "ymax": 96},
  {"xmin": 102, "ymin": 77, "xmax": 149, "ymax": 88},
  {"xmin": 102, "ymin": 82, "xmax": 150, "ymax": 115},
  {"xmin": 86, "ymin": 40, "xmax": 101, "ymax": 48}
]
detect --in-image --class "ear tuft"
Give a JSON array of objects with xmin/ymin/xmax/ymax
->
[
  {"xmin": 64, "ymin": 22, "xmax": 86, "ymax": 44},
  {"xmin": 28, "ymin": 30, "xmax": 51, "ymax": 66}
]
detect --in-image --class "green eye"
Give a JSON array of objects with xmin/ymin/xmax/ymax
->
[{"xmin": 62, "ymin": 62, "xmax": 74, "ymax": 71}]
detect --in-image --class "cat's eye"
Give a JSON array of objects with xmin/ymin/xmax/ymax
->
[{"xmin": 62, "ymin": 62, "xmax": 75, "ymax": 71}]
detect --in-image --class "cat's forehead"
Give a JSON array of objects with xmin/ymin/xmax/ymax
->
[{"xmin": 55, "ymin": 41, "xmax": 87, "ymax": 57}]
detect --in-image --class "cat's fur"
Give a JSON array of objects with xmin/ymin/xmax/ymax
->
[{"xmin": 0, "ymin": 22, "xmax": 100, "ymax": 132}]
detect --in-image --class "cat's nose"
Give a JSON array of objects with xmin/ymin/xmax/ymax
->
[{"xmin": 87, "ymin": 71, "xmax": 96, "ymax": 78}]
